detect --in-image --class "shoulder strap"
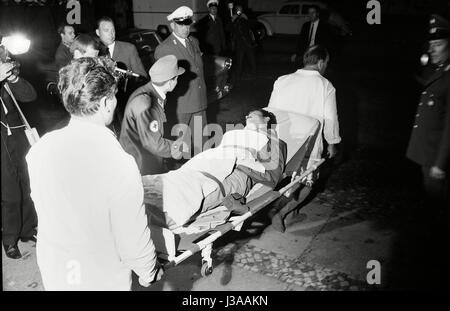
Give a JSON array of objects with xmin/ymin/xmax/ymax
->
[{"xmin": 3, "ymin": 82, "xmax": 31, "ymax": 130}]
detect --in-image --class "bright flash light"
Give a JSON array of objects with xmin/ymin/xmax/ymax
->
[{"xmin": 1, "ymin": 34, "xmax": 31, "ymax": 55}]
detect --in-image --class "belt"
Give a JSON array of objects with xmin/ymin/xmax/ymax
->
[{"xmin": 199, "ymin": 171, "xmax": 226, "ymax": 197}]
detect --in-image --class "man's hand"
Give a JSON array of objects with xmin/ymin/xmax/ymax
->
[
  {"xmin": 430, "ymin": 166, "xmax": 446, "ymax": 180},
  {"xmin": 138, "ymin": 263, "xmax": 165, "ymax": 287},
  {"xmin": 171, "ymin": 140, "xmax": 186, "ymax": 160},
  {"xmin": 327, "ymin": 144, "xmax": 338, "ymax": 159},
  {"xmin": 0, "ymin": 62, "xmax": 14, "ymax": 82}
]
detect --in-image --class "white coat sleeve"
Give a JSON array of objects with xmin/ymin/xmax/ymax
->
[
  {"xmin": 323, "ymin": 84, "xmax": 342, "ymax": 145},
  {"xmin": 109, "ymin": 157, "xmax": 158, "ymax": 284}
]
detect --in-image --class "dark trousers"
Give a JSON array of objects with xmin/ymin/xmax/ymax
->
[
  {"xmin": 177, "ymin": 110, "xmax": 207, "ymax": 158},
  {"xmin": 421, "ymin": 166, "xmax": 449, "ymax": 213},
  {"xmin": 1, "ymin": 152, "xmax": 37, "ymax": 246},
  {"xmin": 232, "ymin": 45, "xmax": 256, "ymax": 84}
]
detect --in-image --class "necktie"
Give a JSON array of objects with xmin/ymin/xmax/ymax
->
[{"xmin": 308, "ymin": 22, "xmax": 314, "ymax": 46}]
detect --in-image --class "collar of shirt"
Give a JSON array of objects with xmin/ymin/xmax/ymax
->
[
  {"xmin": 210, "ymin": 14, "xmax": 216, "ymax": 21},
  {"xmin": 172, "ymin": 32, "xmax": 187, "ymax": 47},
  {"xmin": 108, "ymin": 41, "xmax": 116, "ymax": 57},
  {"xmin": 68, "ymin": 117, "xmax": 117, "ymax": 138},
  {"xmin": 152, "ymin": 83, "xmax": 166, "ymax": 103},
  {"xmin": 298, "ymin": 68, "xmax": 321, "ymax": 76}
]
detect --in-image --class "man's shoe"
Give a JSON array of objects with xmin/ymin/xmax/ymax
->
[{"xmin": 4, "ymin": 244, "xmax": 22, "ymax": 259}]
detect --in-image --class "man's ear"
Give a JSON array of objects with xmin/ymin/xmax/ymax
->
[
  {"xmin": 95, "ymin": 29, "xmax": 100, "ymax": 37},
  {"xmin": 169, "ymin": 22, "xmax": 175, "ymax": 31},
  {"xmin": 317, "ymin": 59, "xmax": 324, "ymax": 71}
]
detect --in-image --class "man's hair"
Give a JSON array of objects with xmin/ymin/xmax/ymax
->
[
  {"xmin": 303, "ymin": 45, "xmax": 329, "ymax": 66},
  {"xmin": 96, "ymin": 16, "xmax": 115, "ymax": 30},
  {"xmin": 248, "ymin": 108, "xmax": 277, "ymax": 128},
  {"xmin": 58, "ymin": 57, "xmax": 118, "ymax": 116},
  {"xmin": 70, "ymin": 34, "xmax": 100, "ymax": 54},
  {"xmin": 57, "ymin": 22, "xmax": 74, "ymax": 35},
  {"xmin": 308, "ymin": 5, "xmax": 320, "ymax": 13}
]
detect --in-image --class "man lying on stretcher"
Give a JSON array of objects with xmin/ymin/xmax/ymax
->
[{"xmin": 142, "ymin": 109, "xmax": 287, "ymax": 230}]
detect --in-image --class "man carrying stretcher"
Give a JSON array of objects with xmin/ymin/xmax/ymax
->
[{"xmin": 142, "ymin": 109, "xmax": 287, "ymax": 230}]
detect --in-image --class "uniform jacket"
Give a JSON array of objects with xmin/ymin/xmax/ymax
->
[
  {"xmin": 112, "ymin": 40, "xmax": 148, "ymax": 79},
  {"xmin": 197, "ymin": 14, "xmax": 226, "ymax": 55},
  {"xmin": 119, "ymin": 83, "xmax": 175, "ymax": 175},
  {"xmin": 407, "ymin": 62, "xmax": 450, "ymax": 171},
  {"xmin": 154, "ymin": 33, "xmax": 207, "ymax": 114}
]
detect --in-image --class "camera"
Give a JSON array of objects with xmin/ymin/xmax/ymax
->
[{"xmin": 0, "ymin": 45, "xmax": 21, "ymax": 77}]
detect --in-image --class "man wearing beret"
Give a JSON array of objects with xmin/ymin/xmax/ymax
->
[
  {"xmin": 197, "ymin": 0, "xmax": 226, "ymax": 56},
  {"xmin": 407, "ymin": 14, "xmax": 450, "ymax": 217},
  {"xmin": 119, "ymin": 55, "xmax": 185, "ymax": 175},
  {"xmin": 155, "ymin": 6, "xmax": 208, "ymax": 158}
]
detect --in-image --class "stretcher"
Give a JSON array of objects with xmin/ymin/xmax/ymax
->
[{"xmin": 147, "ymin": 108, "xmax": 324, "ymax": 276}]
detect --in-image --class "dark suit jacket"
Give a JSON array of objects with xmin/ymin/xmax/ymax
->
[
  {"xmin": 119, "ymin": 83, "xmax": 174, "ymax": 175},
  {"xmin": 112, "ymin": 40, "xmax": 148, "ymax": 79},
  {"xmin": 295, "ymin": 19, "xmax": 332, "ymax": 55},
  {"xmin": 197, "ymin": 14, "xmax": 226, "ymax": 55},
  {"xmin": 407, "ymin": 62, "xmax": 450, "ymax": 171},
  {"xmin": 54, "ymin": 43, "xmax": 72, "ymax": 71},
  {"xmin": 154, "ymin": 33, "xmax": 207, "ymax": 114}
]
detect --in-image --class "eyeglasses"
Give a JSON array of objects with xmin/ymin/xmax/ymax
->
[{"xmin": 174, "ymin": 18, "xmax": 193, "ymax": 26}]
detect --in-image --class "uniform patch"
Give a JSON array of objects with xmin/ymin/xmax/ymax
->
[{"xmin": 150, "ymin": 120, "xmax": 159, "ymax": 132}]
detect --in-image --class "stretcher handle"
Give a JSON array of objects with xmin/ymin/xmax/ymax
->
[{"xmin": 278, "ymin": 158, "xmax": 326, "ymax": 196}]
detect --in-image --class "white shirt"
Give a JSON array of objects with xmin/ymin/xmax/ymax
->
[
  {"xmin": 152, "ymin": 83, "xmax": 166, "ymax": 101},
  {"xmin": 108, "ymin": 41, "xmax": 116, "ymax": 57},
  {"xmin": 268, "ymin": 69, "xmax": 341, "ymax": 157},
  {"xmin": 309, "ymin": 20, "xmax": 319, "ymax": 46},
  {"xmin": 26, "ymin": 118, "xmax": 158, "ymax": 291},
  {"xmin": 172, "ymin": 32, "xmax": 187, "ymax": 48}
]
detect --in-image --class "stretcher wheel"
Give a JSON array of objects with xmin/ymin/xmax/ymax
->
[{"xmin": 201, "ymin": 262, "xmax": 213, "ymax": 277}]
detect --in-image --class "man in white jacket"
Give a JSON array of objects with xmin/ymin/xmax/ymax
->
[
  {"xmin": 26, "ymin": 57, "xmax": 163, "ymax": 290},
  {"xmin": 269, "ymin": 44, "xmax": 341, "ymax": 159},
  {"xmin": 267, "ymin": 45, "xmax": 341, "ymax": 231}
]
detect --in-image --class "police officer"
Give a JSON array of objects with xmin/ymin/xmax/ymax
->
[
  {"xmin": 119, "ymin": 55, "xmax": 185, "ymax": 175},
  {"xmin": 406, "ymin": 14, "xmax": 450, "ymax": 216},
  {"xmin": 197, "ymin": 0, "xmax": 227, "ymax": 56},
  {"xmin": 155, "ymin": 6, "xmax": 208, "ymax": 158}
]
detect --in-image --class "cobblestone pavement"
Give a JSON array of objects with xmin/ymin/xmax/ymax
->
[{"xmin": 213, "ymin": 244, "xmax": 369, "ymax": 291}]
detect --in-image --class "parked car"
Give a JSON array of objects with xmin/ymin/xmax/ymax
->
[
  {"xmin": 255, "ymin": 0, "xmax": 351, "ymax": 39},
  {"xmin": 120, "ymin": 29, "xmax": 232, "ymax": 103}
]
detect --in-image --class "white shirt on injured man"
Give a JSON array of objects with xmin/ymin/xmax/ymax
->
[{"xmin": 26, "ymin": 118, "xmax": 158, "ymax": 290}]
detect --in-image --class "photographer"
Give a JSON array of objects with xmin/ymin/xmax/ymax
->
[{"xmin": 1, "ymin": 50, "xmax": 38, "ymax": 259}]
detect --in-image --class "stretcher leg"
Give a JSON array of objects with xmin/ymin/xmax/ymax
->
[{"xmin": 200, "ymin": 243, "xmax": 213, "ymax": 277}]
